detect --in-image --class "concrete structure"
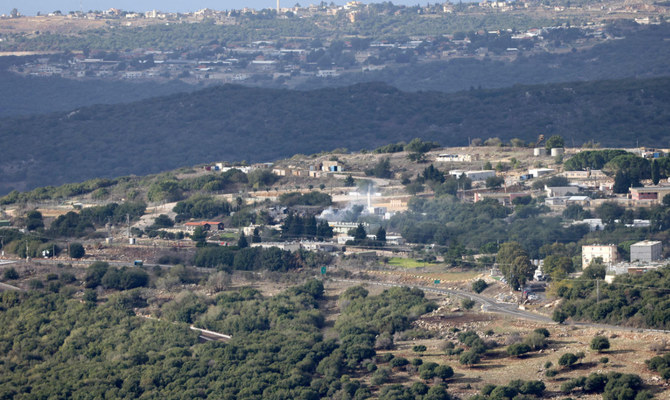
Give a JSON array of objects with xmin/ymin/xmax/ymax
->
[
  {"xmin": 629, "ymin": 186, "xmax": 670, "ymax": 203},
  {"xmin": 630, "ymin": 240, "xmax": 662, "ymax": 262},
  {"xmin": 321, "ymin": 161, "xmax": 343, "ymax": 172},
  {"xmin": 528, "ymin": 168, "xmax": 555, "ymax": 178},
  {"xmin": 582, "ymin": 244, "xmax": 618, "ymax": 268},
  {"xmin": 449, "ymin": 169, "xmax": 496, "ymax": 181},
  {"xmin": 550, "ymin": 147, "xmax": 565, "ymax": 157},
  {"xmin": 435, "ymin": 153, "xmax": 477, "ymax": 162},
  {"xmin": 545, "ymin": 186, "xmax": 579, "ymax": 197},
  {"xmin": 533, "ymin": 148, "xmax": 547, "ymax": 157}
]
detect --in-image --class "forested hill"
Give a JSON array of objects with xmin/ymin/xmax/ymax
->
[{"xmin": 2, "ymin": 76, "xmax": 670, "ymax": 194}]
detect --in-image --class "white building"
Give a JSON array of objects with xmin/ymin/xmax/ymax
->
[
  {"xmin": 582, "ymin": 244, "xmax": 618, "ymax": 268},
  {"xmin": 528, "ymin": 168, "xmax": 555, "ymax": 178},
  {"xmin": 449, "ymin": 170, "xmax": 496, "ymax": 181}
]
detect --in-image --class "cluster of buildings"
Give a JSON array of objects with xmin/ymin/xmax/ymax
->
[
  {"xmin": 5, "ymin": 1, "xmax": 642, "ymax": 87},
  {"xmin": 581, "ymin": 241, "xmax": 665, "ymax": 280}
]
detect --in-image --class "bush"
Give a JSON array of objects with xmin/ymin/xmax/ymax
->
[
  {"xmin": 461, "ymin": 298, "xmax": 476, "ymax": 310},
  {"xmin": 533, "ymin": 328, "xmax": 550, "ymax": 337},
  {"xmin": 434, "ymin": 365, "xmax": 454, "ymax": 380},
  {"xmin": 69, "ymin": 242, "xmax": 85, "ymax": 259},
  {"xmin": 390, "ymin": 357, "xmax": 409, "ymax": 368},
  {"xmin": 600, "ymin": 357, "xmax": 609, "ymax": 364},
  {"xmin": 559, "ymin": 353, "xmax": 578, "ymax": 368},
  {"xmin": 472, "ymin": 279, "xmax": 488, "ymax": 293},
  {"xmin": 413, "ymin": 344, "xmax": 427, "ymax": 353},
  {"xmin": 459, "ymin": 350, "xmax": 481, "ymax": 367},
  {"xmin": 3, "ymin": 267, "xmax": 19, "ymax": 280},
  {"xmin": 507, "ymin": 343, "xmax": 532, "ymax": 357},
  {"xmin": 590, "ymin": 336, "xmax": 610, "ymax": 352},
  {"xmin": 545, "ymin": 369, "xmax": 558, "ymax": 378}
]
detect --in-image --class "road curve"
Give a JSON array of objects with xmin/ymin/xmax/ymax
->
[{"xmin": 330, "ymin": 278, "xmax": 670, "ymax": 334}]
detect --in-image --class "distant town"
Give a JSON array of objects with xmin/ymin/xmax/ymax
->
[{"xmin": 1, "ymin": 0, "xmax": 666, "ymax": 87}]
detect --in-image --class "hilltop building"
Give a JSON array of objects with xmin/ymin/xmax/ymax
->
[
  {"xmin": 582, "ymin": 244, "xmax": 618, "ymax": 268},
  {"xmin": 630, "ymin": 240, "xmax": 662, "ymax": 262}
]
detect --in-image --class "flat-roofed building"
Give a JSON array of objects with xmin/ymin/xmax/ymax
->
[
  {"xmin": 630, "ymin": 240, "xmax": 662, "ymax": 262},
  {"xmin": 582, "ymin": 244, "xmax": 618, "ymax": 268}
]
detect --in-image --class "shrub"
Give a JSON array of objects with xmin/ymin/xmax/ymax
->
[
  {"xmin": 507, "ymin": 343, "xmax": 532, "ymax": 357},
  {"xmin": 559, "ymin": 353, "xmax": 578, "ymax": 368},
  {"xmin": 472, "ymin": 279, "xmax": 488, "ymax": 293},
  {"xmin": 434, "ymin": 365, "xmax": 454, "ymax": 380},
  {"xmin": 459, "ymin": 350, "xmax": 481, "ymax": 367},
  {"xmin": 390, "ymin": 357, "xmax": 409, "ymax": 368},
  {"xmin": 461, "ymin": 298, "xmax": 476, "ymax": 310},
  {"xmin": 3, "ymin": 267, "xmax": 19, "ymax": 280},
  {"xmin": 413, "ymin": 345, "xmax": 427, "ymax": 353},
  {"xmin": 590, "ymin": 336, "xmax": 610, "ymax": 353},
  {"xmin": 533, "ymin": 328, "xmax": 550, "ymax": 337},
  {"xmin": 545, "ymin": 369, "xmax": 558, "ymax": 378},
  {"xmin": 69, "ymin": 242, "xmax": 85, "ymax": 259},
  {"xmin": 376, "ymin": 353, "xmax": 394, "ymax": 363}
]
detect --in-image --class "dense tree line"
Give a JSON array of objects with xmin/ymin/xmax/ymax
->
[
  {"xmin": 48, "ymin": 201, "xmax": 146, "ymax": 237},
  {"xmin": 553, "ymin": 266, "xmax": 670, "ymax": 329}
]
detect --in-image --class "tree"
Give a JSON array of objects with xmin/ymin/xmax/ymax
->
[
  {"xmin": 590, "ymin": 336, "xmax": 610, "ymax": 353},
  {"xmin": 545, "ymin": 135, "xmax": 565, "ymax": 150},
  {"xmin": 596, "ymin": 202, "xmax": 625, "ymax": 225},
  {"xmin": 370, "ymin": 158, "xmax": 392, "ymax": 178},
  {"xmin": 552, "ymin": 309, "xmax": 568, "ymax": 324},
  {"xmin": 69, "ymin": 242, "xmax": 85, "ymax": 259},
  {"xmin": 459, "ymin": 350, "xmax": 481, "ymax": 367},
  {"xmin": 191, "ymin": 226, "xmax": 207, "ymax": 247},
  {"xmin": 497, "ymin": 242, "xmax": 534, "ymax": 290},
  {"xmin": 651, "ymin": 159, "xmax": 661, "ymax": 185},
  {"xmin": 252, "ymin": 227, "xmax": 262, "ymax": 243},
  {"xmin": 153, "ymin": 214, "xmax": 174, "ymax": 228},
  {"xmin": 507, "ymin": 343, "xmax": 532, "ymax": 357},
  {"xmin": 237, "ymin": 232, "xmax": 248, "ymax": 248},
  {"xmin": 376, "ymin": 226, "xmax": 386, "ymax": 242},
  {"xmin": 353, "ymin": 223, "xmax": 367, "ymax": 241},
  {"xmin": 483, "ymin": 161, "xmax": 493, "ymax": 170},
  {"xmin": 472, "ymin": 279, "xmax": 488, "ymax": 293},
  {"xmin": 344, "ymin": 174, "xmax": 355, "ymax": 186},
  {"xmin": 543, "ymin": 255, "xmax": 574, "ymax": 280},
  {"xmin": 613, "ymin": 170, "xmax": 634, "ymax": 194},
  {"xmin": 207, "ymin": 271, "xmax": 231, "ymax": 293},
  {"xmin": 25, "ymin": 210, "xmax": 44, "ymax": 231}
]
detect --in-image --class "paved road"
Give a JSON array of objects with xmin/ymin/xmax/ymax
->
[{"xmin": 331, "ymin": 278, "xmax": 670, "ymax": 334}]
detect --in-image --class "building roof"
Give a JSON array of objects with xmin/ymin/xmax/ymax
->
[
  {"xmin": 184, "ymin": 221, "xmax": 223, "ymax": 226},
  {"xmin": 631, "ymin": 240, "xmax": 662, "ymax": 247}
]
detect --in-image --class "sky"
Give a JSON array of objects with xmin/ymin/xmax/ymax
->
[{"xmin": 5, "ymin": 1, "xmax": 430, "ymax": 16}]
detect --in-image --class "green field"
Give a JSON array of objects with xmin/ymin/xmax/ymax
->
[{"xmin": 386, "ymin": 257, "xmax": 435, "ymax": 268}]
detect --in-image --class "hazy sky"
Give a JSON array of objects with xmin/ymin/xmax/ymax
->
[{"xmin": 6, "ymin": 1, "xmax": 429, "ymax": 16}]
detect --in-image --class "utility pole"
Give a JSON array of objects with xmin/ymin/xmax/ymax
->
[{"xmin": 596, "ymin": 278, "xmax": 600, "ymax": 303}]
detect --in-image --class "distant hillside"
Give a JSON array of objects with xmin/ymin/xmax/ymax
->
[
  {"xmin": 297, "ymin": 23, "xmax": 670, "ymax": 92},
  {"xmin": 1, "ymin": 77, "xmax": 670, "ymax": 194},
  {"xmin": 0, "ymin": 54, "xmax": 196, "ymax": 117}
]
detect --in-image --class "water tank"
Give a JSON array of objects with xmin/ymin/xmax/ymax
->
[
  {"xmin": 551, "ymin": 147, "xmax": 565, "ymax": 157},
  {"xmin": 533, "ymin": 148, "xmax": 547, "ymax": 156}
]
